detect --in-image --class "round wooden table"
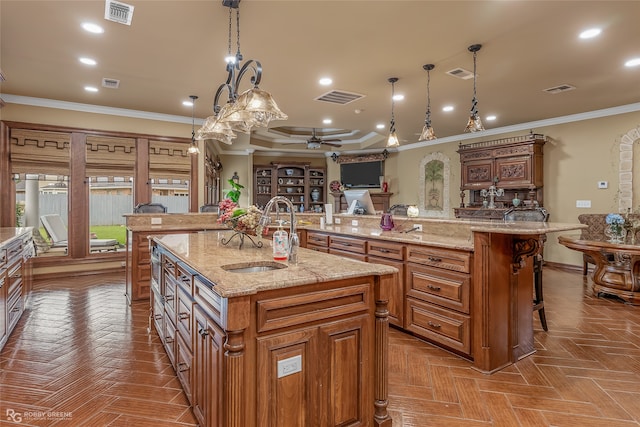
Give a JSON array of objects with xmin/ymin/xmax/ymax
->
[{"xmin": 559, "ymin": 235, "xmax": 640, "ymax": 304}]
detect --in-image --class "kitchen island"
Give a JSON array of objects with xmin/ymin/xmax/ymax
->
[{"xmin": 151, "ymin": 231, "xmax": 397, "ymax": 427}]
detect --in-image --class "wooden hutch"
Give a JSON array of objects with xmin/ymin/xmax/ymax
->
[
  {"xmin": 454, "ymin": 134, "xmax": 546, "ymax": 219},
  {"xmin": 253, "ymin": 163, "xmax": 326, "ymax": 213}
]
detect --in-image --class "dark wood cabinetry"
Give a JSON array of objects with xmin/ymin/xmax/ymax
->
[
  {"xmin": 330, "ymin": 191, "xmax": 392, "ymax": 214},
  {"xmin": 455, "ymin": 134, "xmax": 545, "ymax": 219},
  {"xmin": 254, "ymin": 163, "xmax": 326, "ymax": 213}
]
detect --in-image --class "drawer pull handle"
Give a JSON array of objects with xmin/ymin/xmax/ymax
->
[
  {"xmin": 427, "ymin": 321, "xmax": 441, "ymax": 329},
  {"xmin": 427, "ymin": 285, "xmax": 441, "ymax": 291},
  {"xmin": 165, "ymin": 337, "xmax": 174, "ymax": 343},
  {"xmin": 154, "ymin": 314, "xmax": 163, "ymax": 320},
  {"xmin": 180, "ymin": 275, "xmax": 190, "ymax": 283},
  {"xmin": 164, "ymin": 295, "xmax": 174, "ymax": 302},
  {"xmin": 179, "ymin": 312, "xmax": 189, "ymax": 320},
  {"xmin": 378, "ymin": 249, "xmax": 390, "ymax": 253},
  {"xmin": 342, "ymin": 242, "xmax": 352, "ymax": 246},
  {"xmin": 198, "ymin": 328, "xmax": 209, "ymax": 337},
  {"xmin": 428, "ymin": 256, "xmax": 442, "ymax": 263},
  {"xmin": 11, "ymin": 307, "xmax": 20, "ymax": 313},
  {"xmin": 178, "ymin": 362, "xmax": 189, "ymax": 372}
]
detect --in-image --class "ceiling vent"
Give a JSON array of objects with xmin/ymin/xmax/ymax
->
[
  {"xmin": 543, "ymin": 84, "xmax": 576, "ymax": 94},
  {"xmin": 102, "ymin": 78, "xmax": 120, "ymax": 89},
  {"xmin": 446, "ymin": 68, "xmax": 474, "ymax": 80},
  {"xmin": 315, "ymin": 90, "xmax": 365, "ymax": 105},
  {"xmin": 104, "ymin": 0, "xmax": 134, "ymax": 25}
]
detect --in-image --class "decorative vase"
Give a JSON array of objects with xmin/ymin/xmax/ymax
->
[
  {"xmin": 407, "ymin": 205, "xmax": 419, "ymax": 217},
  {"xmin": 311, "ymin": 188, "xmax": 320, "ymax": 202},
  {"xmin": 512, "ymin": 193, "xmax": 521, "ymax": 207},
  {"xmin": 605, "ymin": 225, "xmax": 626, "ymax": 244}
]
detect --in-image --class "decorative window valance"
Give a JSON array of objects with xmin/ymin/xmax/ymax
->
[
  {"xmin": 86, "ymin": 135, "xmax": 136, "ymax": 176},
  {"xmin": 149, "ymin": 139, "xmax": 191, "ymax": 180},
  {"xmin": 10, "ymin": 128, "xmax": 70, "ymax": 175}
]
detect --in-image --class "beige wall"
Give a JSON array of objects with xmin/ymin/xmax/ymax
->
[
  {"xmin": 5, "ymin": 103, "xmax": 640, "ymax": 267},
  {"xmin": 396, "ymin": 112, "xmax": 640, "ymax": 266}
]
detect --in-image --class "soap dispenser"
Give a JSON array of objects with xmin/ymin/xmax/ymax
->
[{"xmin": 272, "ymin": 220, "xmax": 289, "ymax": 261}]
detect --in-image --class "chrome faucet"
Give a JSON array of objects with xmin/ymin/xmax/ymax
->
[{"xmin": 260, "ymin": 196, "xmax": 299, "ymax": 263}]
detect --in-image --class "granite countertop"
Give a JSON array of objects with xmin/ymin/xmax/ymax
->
[
  {"xmin": 0, "ymin": 227, "xmax": 32, "ymax": 247},
  {"xmin": 154, "ymin": 232, "xmax": 397, "ymax": 298}
]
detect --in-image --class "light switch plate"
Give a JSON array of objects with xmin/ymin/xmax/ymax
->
[
  {"xmin": 351, "ymin": 219, "xmax": 358, "ymax": 226},
  {"xmin": 334, "ymin": 218, "xmax": 341, "ymax": 224},
  {"xmin": 151, "ymin": 217, "xmax": 162, "ymax": 225},
  {"xmin": 576, "ymin": 200, "xmax": 591, "ymax": 208}
]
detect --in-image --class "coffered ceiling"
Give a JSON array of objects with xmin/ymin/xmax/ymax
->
[{"xmin": 1, "ymin": 1, "xmax": 639, "ymax": 156}]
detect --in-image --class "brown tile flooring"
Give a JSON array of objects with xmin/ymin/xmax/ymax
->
[{"xmin": 1, "ymin": 268, "xmax": 640, "ymax": 426}]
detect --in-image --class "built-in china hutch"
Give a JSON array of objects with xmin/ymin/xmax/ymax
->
[{"xmin": 253, "ymin": 163, "xmax": 326, "ymax": 213}]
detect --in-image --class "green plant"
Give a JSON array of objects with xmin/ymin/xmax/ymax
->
[
  {"xmin": 424, "ymin": 160, "xmax": 444, "ymax": 190},
  {"xmin": 16, "ymin": 203, "xmax": 25, "ymax": 227},
  {"xmin": 227, "ymin": 179, "xmax": 244, "ymax": 203}
]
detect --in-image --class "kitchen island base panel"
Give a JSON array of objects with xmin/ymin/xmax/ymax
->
[{"xmin": 472, "ymin": 232, "xmax": 538, "ymax": 374}]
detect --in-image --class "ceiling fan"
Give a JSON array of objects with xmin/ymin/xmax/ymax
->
[{"xmin": 302, "ymin": 128, "xmax": 342, "ymax": 149}]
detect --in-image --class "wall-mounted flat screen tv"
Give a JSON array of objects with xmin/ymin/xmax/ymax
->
[{"xmin": 340, "ymin": 161, "xmax": 383, "ymax": 189}]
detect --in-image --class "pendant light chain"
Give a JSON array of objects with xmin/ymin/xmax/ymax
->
[
  {"xmin": 235, "ymin": 8, "xmax": 242, "ymax": 63},
  {"xmin": 390, "ymin": 80, "xmax": 396, "ymax": 134},
  {"xmin": 426, "ymin": 67, "xmax": 432, "ymax": 126},
  {"xmin": 227, "ymin": 7, "xmax": 233, "ymax": 60},
  {"xmin": 470, "ymin": 49, "xmax": 478, "ymax": 116}
]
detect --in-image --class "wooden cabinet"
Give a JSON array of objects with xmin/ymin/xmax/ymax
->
[
  {"xmin": 406, "ymin": 245, "xmax": 473, "ymax": 357},
  {"xmin": 0, "ymin": 230, "xmax": 33, "ymax": 352},
  {"xmin": 455, "ymin": 133, "xmax": 545, "ymax": 219},
  {"xmin": 305, "ymin": 231, "xmax": 330, "ymax": 253},
  {"xmin": 367, "ymin": 240, "xmax": 405, "ymax": 328},
  {"xmin": 253, "ymin": 163, "xmax": 326, "ymax": 213},
  {"xmin": 330, "ymin": 191, "xmax": 392, "ymax": 214},
  {"xmin": 328, "ymin": 235, "xmax": 367, "ymax": 261}
]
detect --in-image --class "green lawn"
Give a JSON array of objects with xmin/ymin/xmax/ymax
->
[{"xmin": 90, "ymin": 225, "xmax": 127, "ymax": 245}]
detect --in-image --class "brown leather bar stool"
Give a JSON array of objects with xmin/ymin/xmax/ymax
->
[{"xmin": 504, "ymin": 206, "xmax": 549, "ymax": 331}]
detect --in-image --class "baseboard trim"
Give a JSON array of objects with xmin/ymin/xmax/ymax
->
[{"xmin": 543, "ymin": 261, "xmax": 585, "ymax": 274}]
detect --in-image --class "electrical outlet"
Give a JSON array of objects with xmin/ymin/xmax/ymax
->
[
  {"xmin": 598, "ymin": 181, "xmax": 608, "ymax": 189},
  {"xmin": 351, "ymin": 219, "xmax": 358, "ymax": 226},
  {"xmin": 151, "ymin": 217, "xmax": 162, "ymax": 225},
  {"xmin": 576, "ymin": 200, "xmax": 591, "ymax": 208},
  {"xmin": 334, "ymin": 218, "xmax": 341, "ymax": 224},
  {"xmin": 413, "ymin": 224, "xmax": 423, "ymax": 232},
  {"xmin": 277, "ymin": 355, "xmax": 302, "ymax": 378}
]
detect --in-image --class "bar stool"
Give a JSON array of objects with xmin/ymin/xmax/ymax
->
[{"xmin": 504, "ymin": 206, "xmax": 549, "ymax": 331}]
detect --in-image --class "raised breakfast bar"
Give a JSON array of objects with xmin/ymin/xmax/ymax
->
[{"xmin": 147, "ymin": 214, "xmax": 583, "ymax": 427}]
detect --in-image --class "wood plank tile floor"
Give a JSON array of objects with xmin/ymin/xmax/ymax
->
[{"xmin": 1, "ymin": 268, "xmax": 640, "ymax": 426}]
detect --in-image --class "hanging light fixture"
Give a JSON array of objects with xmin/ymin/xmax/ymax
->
[
  {"xmin": 464, "ymin": 44, "xmax": 485, "ymax": 133},
  {"xmin": 197, "ymin": 0, "xmax": 287, "ymax": 143},
  {"xmin": 418, "ymin": 64, "xmax": 436, "ymax": 141},
  {"xmin": 386, "ymin": 77, "xmax": 399, "ymax": 148},
  {"xmin": 188, "ymin": 95, "xmax": 200, "ymax": 155}
]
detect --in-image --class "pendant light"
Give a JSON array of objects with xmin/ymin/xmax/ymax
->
[
  {"xmin": 464, "ymin": 44, "xmax": 485, "ymax": 133},
  {"xmin": 386, "ymin": 77, "xmax": 399, "ymax": 148},
  {"xmin": 418, "ymin": 64, "xmax": 436, "ymax": 141},
  {"xmin": 188, "ymin": 95, "xmax": 200, "ymax": 155}
]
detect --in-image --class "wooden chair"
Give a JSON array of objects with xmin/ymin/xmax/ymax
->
[
  {"xmin": 133, "ymin": 203, "xmax": 167, "ymax": 213},
  {"xmin": 503, "ymin": 206, "xmax": 549, "ymax": 331},
  {"xmin": 199, "ymin": 204, "xmax": 219, "ymax": 213}
]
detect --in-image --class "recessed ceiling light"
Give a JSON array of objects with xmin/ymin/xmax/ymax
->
[
  {"xmin": 625, "ymin": 57, "xmax": 640, "ymax": 67},
  {"xmin": 82, "ymin": 22, "xmax": 104, "ymax": 34},
  {"xmin": 323, "ymin": 119, "xmax": 332, "ymax": 124},
  {"xmin": 442, "ymin": 105, "xmax": 454, "ymax": 112},
  {"xmin": 486, "ymin": 115, "xmax": 497, "ymax": 121},
  {"xmin": 79, "ymin": 57, "xmax": 97, "ymax": 66},
  {"xmin": 84, "ymin": 86, "xmax": 99, "ymax": 92},
  {"xmin": 376, "ymin": 123, "xmax": 385, "ymax": 129},
  {"xmin": 392, "ymin": 94, "xmax": 404, "ymax": 101},
  {"xmin": 579, "ymin": 28, "xmax": 601, "ymax": 39},
  {"xmin": 319, "ymin": 77, "xmax": 332, "ymax": 86}
]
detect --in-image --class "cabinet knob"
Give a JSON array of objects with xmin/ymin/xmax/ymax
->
[
  {"xmin": 177, "ymin": 362, "xmax": 190, "ymax": 372},
  {"xmin": 427, "ymin": 284, "xmax": 441, "ymax": 291},
  {"xmin": 179, "ymin": 312, "xmax": 189, "ymax": 320},
  {"xmin": 427, "ymin": 321, "xmax": 441, "ymax": 329},
  {"xmin": 427, "ymin": 256, "xmax": 442, "ymax": 263},
  {"xmin": 198, "ymin": 328, "xmax": 209, "ymax": 337}
]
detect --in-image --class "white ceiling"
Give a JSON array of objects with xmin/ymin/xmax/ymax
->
[{"xmin": 1, "ymin": 0, "xmax": 640, "ymax": 156}]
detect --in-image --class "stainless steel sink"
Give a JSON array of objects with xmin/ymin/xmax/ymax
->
[{"xmin": 221, "ymin": 261, "xmax": 288, "ymax": 273}]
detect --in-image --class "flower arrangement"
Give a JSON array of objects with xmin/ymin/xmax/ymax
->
[
  {"xmin": 217, "ymin": 179, "xmax": 264, "ymax": 237},
  {"xmin": 605, "ymin": 213, "xmax": 625, "ymax": 242}
]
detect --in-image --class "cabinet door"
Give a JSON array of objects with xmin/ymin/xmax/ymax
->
[
  {"xmin": 495, "ymin": 156, "xmax": 532, "ymax": 188},
  {"xmin": 308, "ymin": 168, "xmax": 326, "ymax": 213},
  {"xmin": 254, "ymin": 166, "xmax": 274, "ymax": 209},
  {"xmin": 461, "ymin": 159, "xmax": 493, "ymax": 189},
  {"xmin": 193, "ymin": 305, "xmax": 225, "ymax": 427}
]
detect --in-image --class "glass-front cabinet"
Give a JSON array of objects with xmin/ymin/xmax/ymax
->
[{"xmin": 253, "ymin": 163, "xmax": 325, "ymax": 213}]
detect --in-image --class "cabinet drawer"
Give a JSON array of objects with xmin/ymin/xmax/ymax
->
[
  {"xmin": 329, "ymin": 248, "xmax": 367, "ymax": 262},
  {"xmin": 306, "ymin": 232, "xmax": 329, "ymax": 248},
  {"xmin": 164, "ymin": 278, "xmax": 177, "ymax": 320},
  {"xmin": 163, "ymin": 318, "xmax": 177, "ymax": 366},
  {"xmin": 0, "ymin": 248, "xmax": 6, "ymax": 268},
  {"xmin": 175, "ymin": 333, "xmax": 193, "ymax": 402},
  {"xmin": 163, "ymin": 254, "xmax": 177, "ymax": 278},
  {"xmin": 176, "ymin": 264, "xmax": 194, "ymax": 294},
  {"xmin": 7, "ymin": 292, "xmax": 24, "ymax": 330},
  {"xmin": 368, "ymin": 240, "xmax": 404, "ymax": 261},
  {"xmin": 151, "ymin": 289, "xmax": 164, "ymax": 335},
  {"xmin": 329, "ymin": 235, "xmax": 366, "ymax": 254},
  {"xmin": 406, "ymin": 297, "xmax": 471, "ymax": 356},
  {"xmin": 407, "ymin": 245, "xmax": 471, "ymax": 273},
  {"xmin": 307, "ymin": 244, "xmax": 329, "ymax": 253},
  {"xmin": 407, "ymin": 264, "xmax": 470, "ymax": 314}
]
